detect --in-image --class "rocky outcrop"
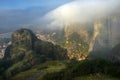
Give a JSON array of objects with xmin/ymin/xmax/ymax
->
[{"xmin": 4, "ymin": 28, "xmax": 68, "ymax": 63}]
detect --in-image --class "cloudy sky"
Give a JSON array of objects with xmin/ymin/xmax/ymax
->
[
  {"xmin": 0, "ymin": 0, "xmax": 120, "ymax": 33},
  {"xmin": 0, "ymin": 0, "xmax": 72, "ymax": 9},
  {"xmin": 0, "ymin": 0, "xmax": 72, "ymax": 33}
]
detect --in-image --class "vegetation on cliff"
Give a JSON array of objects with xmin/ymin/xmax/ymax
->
[{"xmin": 0, "ymin": 28, "xmax": 68, "ymax": 78}]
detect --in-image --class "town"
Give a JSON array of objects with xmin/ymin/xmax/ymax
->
[{"xmin": 0, "ymin": 33, "xmax": 11, "ymax": 59}]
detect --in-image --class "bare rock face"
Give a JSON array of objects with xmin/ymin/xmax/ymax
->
[
  {"xmin": 12, "ymin": 28, "xmax": 37, "ymax": 50},
  {"xmin": 4, "ymin": 28, "xmax": 68, "ymax": 63}
]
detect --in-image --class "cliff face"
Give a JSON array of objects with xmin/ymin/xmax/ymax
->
[
  {"xmin": 4, "ymin": 28, "xmax": 68, "ymax": 64},
  {"xmin": 93, "ymin": 16, "xmax": 120, "ymax": 52},
  {"xmin": 39, "ymin": 24, "xmax": 92, "ymax": 60},
  {"xmin": 12, "ymin": 29, "xmax": 37, "ymax": 50},
  {"xmin": 37, "ymin": 16, "xmax": 120, "ymax": 60},
  {"xmin": 63, "ymin": 25, "xmax": 91, "ymax": 60},
  {"xmin": 2, "ymin": 29, "xmax": 68, "ymax": 78}
]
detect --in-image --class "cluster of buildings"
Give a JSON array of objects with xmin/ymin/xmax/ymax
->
[
  {"xmin": 0, "ymin": 44, "xmax": 6, "ymax": 58},
  {"xmin": 0, "ymin": 32, "xmax": 11, "ymax": 59},
  {"xmin": 36, "ymin": 33, "xmax": 55, "ymax": 44},
  {"xmin": 0, "ymin": 41, "xmax": 11, "ymax": 59}
]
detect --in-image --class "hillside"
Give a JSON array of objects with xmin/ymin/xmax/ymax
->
[
  {"xmin": 0, "ymin": 29, "xmax": 120, "ymax": 80},
  {"xmin": 2, "ymin": 59, "xmax": 120, "ymax": 80},
  {"xmin": 0, "ymin": 28, "xmax": 68, "ymax": 78},
  {"xmin": 36, "ymin": 25, "xmax": 91, "ymax": 60},
  {"xmin": 35, "ymin": 16, "xmax": 120, "ymax": 61},
  {"xmin": 41, "ymin": 59, "xmax": 120, "ymax": 80}
]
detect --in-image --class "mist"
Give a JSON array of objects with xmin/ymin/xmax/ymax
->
[
  {"xmin": 39, "ymin": 0, "xmax": 120, "ymax": 52},
  {"xmin": 42, "ymin": 0, "xmax": 120, "ymax": 28}
]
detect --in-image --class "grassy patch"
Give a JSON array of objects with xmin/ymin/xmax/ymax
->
[
  {"xmin": 75, "ymin": 74, "xmax": 119, "ymax": 80},
  {"xmin": 11, "ymin": 61, "xmax": 66, "ymax": 80}
]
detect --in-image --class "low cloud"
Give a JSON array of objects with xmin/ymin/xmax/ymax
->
[
  {"xmin": 42, "ymin": 0, "xmax": 120, "ymax": 28},
  {"xmin": 40, "ymin": 0, "xmax": 120, "ymax": 51}
]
